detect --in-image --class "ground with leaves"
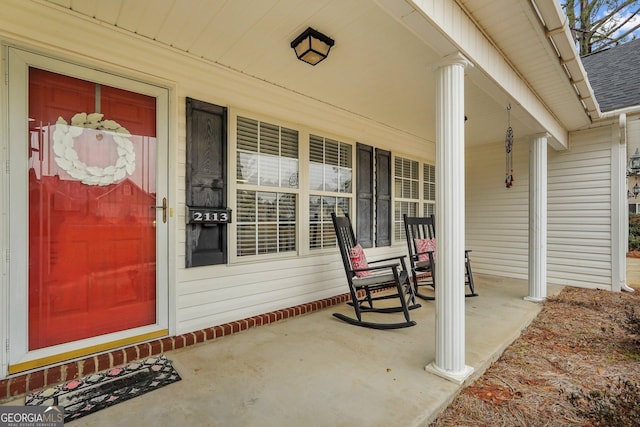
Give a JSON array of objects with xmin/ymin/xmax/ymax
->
[{"xmin": 431, "ymin": 283, "xmax": 640, "ymax": 426}]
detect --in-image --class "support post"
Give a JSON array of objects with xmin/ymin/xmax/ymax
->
[
  {"xmin": 425, "ymin": 52, "xmax": 474, "ymax": 384},
  {"xmin": 615, "ymin": 114, "xmax": 633, "ymax": 292},
  {"xmin": 526, "ymin": 133, "xmax": 548, "ymax": 302}
]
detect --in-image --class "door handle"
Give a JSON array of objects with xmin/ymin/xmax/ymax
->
[{"xmin": 152, "ymin": 197, "xmax": 167, "ymax": 223}]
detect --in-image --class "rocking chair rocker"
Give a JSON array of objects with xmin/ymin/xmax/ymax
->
[
  {"xmin": 403, "ymin": 214, "xmax": 478, "ymax": 300},
  {"xmin": 331, "ymin": 213, "xmax": 421, "ymax": 329}
]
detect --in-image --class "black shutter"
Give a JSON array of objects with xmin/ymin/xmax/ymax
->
[
  {"xmin": 356, "ymin": 143, "xmax": 373, "ymax": 248},
  {"xmin": 185, "ymin": 98, "xmax": 227, "ymax": 267},
  {"xmin": 375, "ymin": 148, "xmax": 391, "ymax": 247}
]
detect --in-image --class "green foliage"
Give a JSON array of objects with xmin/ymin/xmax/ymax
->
[{"xmin": 629, "ymin": 214, "xmax": 640, "ymax": 251}]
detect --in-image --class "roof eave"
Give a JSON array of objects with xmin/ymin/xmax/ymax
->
[{"xmin": 532, "ymin": 0, "xmax": 602, "ymax": 124}]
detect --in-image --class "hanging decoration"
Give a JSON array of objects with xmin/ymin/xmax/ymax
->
[
  {"xmin": 53, "ymin": 112, "xmax": 135, "ymax": 186},
  {"xmin": 505, "ymin": 104, "xmax": 514, "ymax": 189}
]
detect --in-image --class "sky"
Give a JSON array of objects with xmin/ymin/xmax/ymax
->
[
  {"xmin": 561, "ymin": 1, "xmax": 640, "ymax": 45},
  {"xmin": 602, "ymin": 3, "xmax": 640, "ymax": 42}
]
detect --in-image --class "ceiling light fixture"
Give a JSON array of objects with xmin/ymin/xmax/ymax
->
[{"xmin": 290, "ymin": 27, "xmax": 334, "ymax": 66}]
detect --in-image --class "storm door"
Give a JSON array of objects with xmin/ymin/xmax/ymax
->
[{"xmin": 7, "ymin": 48, "xmax": 169, "ymax": 372}]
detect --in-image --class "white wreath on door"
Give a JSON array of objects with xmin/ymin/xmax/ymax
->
[{"xmin": 53, "ymin": 112, "xmax": 136, "ymax": 186}]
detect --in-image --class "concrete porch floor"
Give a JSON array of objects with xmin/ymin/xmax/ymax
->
[{"xmin": 5, "ymin": 274, "xmax": 566, "ymax": 426}]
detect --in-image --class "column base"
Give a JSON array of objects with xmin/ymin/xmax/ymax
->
[
  {"xmin": 425, "ymin": 361, "xmax": 474, "ymax": 385},
  {"xmin": 524, "ymin": 296, "xmax": 546, "ymax": 303}
]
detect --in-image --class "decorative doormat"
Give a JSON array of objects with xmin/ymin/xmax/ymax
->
[{"xmin": 25, "ymin": 355, "xmax": 181, "ymax": 423}]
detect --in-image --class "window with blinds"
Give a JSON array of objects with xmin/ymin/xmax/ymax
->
[
  {"xmin": 394, "ymin": 157, "xmax": 419, "ymax": 199},
  {"xmin": 423, "ymin": 163, "xmax": 436, "ymax": 216},
  {"xmin": 394, "ymin": 157, "xmax": 419, "ymax": 241},
  {"xmin": 236, "ymin": 116, "xmax": 299, "ymax": 256},
  {"xmin": 393, "ymin": 157, "xmax": 436, "ymax": 242},
  {"xmin": 237, "ymin": 116, "xmax": 299, "ymax": 188},
  {"xmin": 309, "ymin": 196, "xmax": 349, "ymax": 250},
  {"xmin": 309, "ymin": 135, "xmax": 352, "ymax": 250}
]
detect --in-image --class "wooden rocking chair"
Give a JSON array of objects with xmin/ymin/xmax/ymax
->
[
  {"xmin": 403, "ymin": 214, "xmax": 478, "ymax": 300},
  {"xmin": 331, "ymin": 213, "xmax": 421, "ymax": 329}
]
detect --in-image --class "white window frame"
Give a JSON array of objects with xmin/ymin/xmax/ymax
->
[
  {"xmin": 228, "ymin": 109, "xmax": 357, "ymax": 262},
  {"xmin": 234, "ymin": 115, "xmax": 300, "ymax": 260}
]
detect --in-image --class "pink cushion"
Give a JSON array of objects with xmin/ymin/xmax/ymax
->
[
  {"xmin": 349, "ymin": 244, "xmax": 370, "ymax": 277},
  {"xmin": 414, "ymin": 238, "xmax": 436, "ymax": 262}
]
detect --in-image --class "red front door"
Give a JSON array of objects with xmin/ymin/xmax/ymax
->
[{"xmin": 28, "ymin": 68, "xmax": 158, "ymax": 349}]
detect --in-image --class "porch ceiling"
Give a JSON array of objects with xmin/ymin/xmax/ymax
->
[
  {"xmin": 459, "ymin": 0, "xmax": 597, "ymax": 130},
  {"xmin": 38, "ymin": 0, "xmax": 587, "ymax": 147}
]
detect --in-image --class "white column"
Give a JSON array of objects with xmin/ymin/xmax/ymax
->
[
  {"xmin": 615, "ymin": 114, "xmax": 633, "ymax": 292},
  {"xmin": 425, "ymin": 53, "xmax": 473, "ymax": 384},
  {"xmin": 525, "ymin": 134, "xmax": 548, "ymax": 302}
]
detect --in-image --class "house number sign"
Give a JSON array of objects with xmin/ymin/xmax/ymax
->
[{"xmin": 187, "ymin": 207, "xmax": 232, "ymax": 224}]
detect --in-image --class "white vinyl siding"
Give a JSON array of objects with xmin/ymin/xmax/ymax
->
[
  {"xmin": 547, "ymin": 127, "xmax": 613, "ymax": 288},
  {"xmin": 467, "ymin": 131, "xmax": 615, "ymax": 288},
  {"xmin": 466, "ymin": 141, "xmax": 529, "ymax": 279}
]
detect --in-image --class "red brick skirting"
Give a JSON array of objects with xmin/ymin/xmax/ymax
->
[{"xmin": 0, "ymin": 292, "xmax": 352, "ymax": 402}]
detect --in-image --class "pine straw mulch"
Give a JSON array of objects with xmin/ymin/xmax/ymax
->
[{"xmin": 431, "ymin": 285, "xmax": 640, "ymax": 426}]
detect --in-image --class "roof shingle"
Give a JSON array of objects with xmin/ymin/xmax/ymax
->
[{"xmin": 582, "ymin": 39, "xmax": 640, "ymax": 112}]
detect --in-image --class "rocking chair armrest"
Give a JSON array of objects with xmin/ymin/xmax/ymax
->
[
  {"xmin": 351, "ymin": 262, "xmax": 402, "ymax": 275},
  {"xmin": 368, "ymin": 255, "xmax": 409, "ymax": 271},
  {"xmin": 368, "ymin": 255, "xmax": 407, "ymax": 265},
  {"xmin": 414, "ymin": 250, "xmax": 435, "ymax": 259}
]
